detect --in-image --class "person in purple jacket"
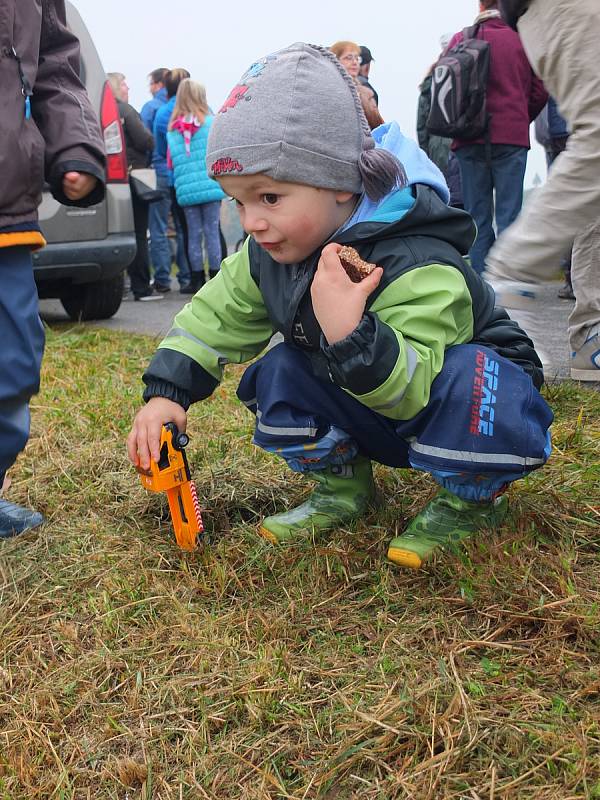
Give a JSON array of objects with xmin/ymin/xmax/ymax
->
[{"xmin": 449, "ymin": 0, "xmax": 547, "ymax": 273}]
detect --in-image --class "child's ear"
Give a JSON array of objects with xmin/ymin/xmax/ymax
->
[{"xmin": 335, "ymin": 191, "xmax": 356, "ymax": 205}]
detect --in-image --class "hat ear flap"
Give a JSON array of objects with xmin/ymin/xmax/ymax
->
[{"xmin": 358, "ymin": 140, "xmax": 407, "ymax": 201}]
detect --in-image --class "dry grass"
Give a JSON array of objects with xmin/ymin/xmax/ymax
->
[{"xmin": 0, "ymin": 325, "xmax": 599, "ymax": 800}]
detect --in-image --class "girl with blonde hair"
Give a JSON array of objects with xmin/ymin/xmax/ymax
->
[{"xmin": 167, "ymin": 79, "xmax": 225, "ymax": 293}]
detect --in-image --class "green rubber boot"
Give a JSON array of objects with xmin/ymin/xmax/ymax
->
[
  {"xmin": 387, "ymin": 488, "xmax": 509, "ymax": 569},
  {"xmin": 259, "ymin": 456, "xmax": 375, "ymax": 544}
]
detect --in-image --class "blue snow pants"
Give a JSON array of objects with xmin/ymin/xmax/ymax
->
[
  {"xmin": 236, "ymin": 342, "xmax": 553, "ymax": 502},
  {"xmin": 0, "ymin": 246, "xmax": 45, "ymax": 485}
]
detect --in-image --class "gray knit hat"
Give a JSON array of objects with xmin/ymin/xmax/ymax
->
[{"xmin": 207, "ymin": 42, "xmax": 406, "ymax": 201}]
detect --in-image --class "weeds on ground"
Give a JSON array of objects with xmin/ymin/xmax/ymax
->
[{"xmin": 0, "ymin": 326, "xmax": 599, "ymax": 799}]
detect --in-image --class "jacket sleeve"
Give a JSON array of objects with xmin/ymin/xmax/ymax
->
[
  {"xmin": 123, "ymin": 104, "xmax": 154, "ymax": 155},
  {"xmin": 142, "ymin": 240, "xmax": 274, "ymax": 408},
  {"xmin": 140, "ymin": 101, "xmax": 154, "ymax": 132},
  {"xmin": 320, "ymin": 264, "xmax": 474, "ymax": 420},
  {"xmin": 528, "ymin": 71, "xmax": 548, "ymax": 122},
  {"xmin": 153, "ymin": 110, "xmax": 169, "ymax": 162},
  {"xmin": 34, "ymin": 0, "xmax": 106, "ymax": 206}
]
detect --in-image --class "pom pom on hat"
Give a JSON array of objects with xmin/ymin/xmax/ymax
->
[{"xmin": 359, "ymin": 136, "xmax": 407, "ymax": 201}]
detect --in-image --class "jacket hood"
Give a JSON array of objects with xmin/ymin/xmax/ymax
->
[
  {"xmin": 339, "ymin": 183, "xmax": 475, "ymax": 256},
  {"xmin": 375, "ymin": 121, "xmax": 449, "ymax": 202},
  {"xmin": 341, "ymin": 121, "xmax": 450, "ymax": 228},
  {"xmin": 338, "ymin": 122, "xmax": 473, "ymax": 255},
  {"xmin": 364, "ymin": 121, "xmax": 449, "ymax": 209}
]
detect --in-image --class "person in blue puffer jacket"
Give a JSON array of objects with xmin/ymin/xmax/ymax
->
[{"xmin": 167, "ymin": 79, "xmax": 226, "ymax": 293}]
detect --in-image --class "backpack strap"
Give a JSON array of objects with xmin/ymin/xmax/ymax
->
[
  {"xmin": 462, "ymin": 22, "xmax": 482, "ymax": 39},
  {"xmin": 462, "ymin": 21, "xmax": 492, "ymax": 163}
]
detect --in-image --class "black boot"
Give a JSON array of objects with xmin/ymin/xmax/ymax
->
[
  {"xmin": 180, "ymin": 271, "xmax": 205, "ymax": 294},
  {"xmin": 208, "ymin": 270, "xmax": 220, "ymax": 281}
]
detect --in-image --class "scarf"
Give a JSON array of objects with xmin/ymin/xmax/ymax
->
[
  {"xmin": 171, "ymin": 114, "xmax": 203, "ymax": 156},
  {"xmin": 474, "ymin": 9, "xmax": 502, "ymax": 24}
]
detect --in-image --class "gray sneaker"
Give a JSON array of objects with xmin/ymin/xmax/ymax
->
[
  {"xmin": 571, "ymin": 327, "xmax": 600, "ymax": 381},
  {"xmin": 0, "ymin": 499, "xmax": 44, "ymax": 539}
]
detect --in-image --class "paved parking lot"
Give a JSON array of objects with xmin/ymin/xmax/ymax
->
[{"xmin": 40, "ymin": 281, "xmax": 581, "ymax": 381}]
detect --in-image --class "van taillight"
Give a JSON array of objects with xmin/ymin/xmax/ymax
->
[{"xmin": 101, "ymin": 81, "xmax": 128, "ymax": 182}]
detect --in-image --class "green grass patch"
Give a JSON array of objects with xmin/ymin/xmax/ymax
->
[{"xmin": 1, "ymin": 325, "xmax": 599, "ymax": 799}]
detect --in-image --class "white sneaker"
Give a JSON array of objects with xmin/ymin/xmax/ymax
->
[
  {"xmin": 134, "ymin": 292, "xmax": 163, "ymax": 302},
  {"xmin": 483, "ymin": 275, "xmax": 551, "ymax": 370},
  {"xmin": 571, "ymin": 326, "xmax": 600, "ymax": 381},
  {"xmin": 484, "ymin": 276, "xmax": 540, "ymax": 311}
]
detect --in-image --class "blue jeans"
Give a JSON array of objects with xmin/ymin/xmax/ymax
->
[
  {"xmin": 0, "ymin": 247, "xmax": 45, "ymax": 484},
  {"xmin": 455, "ymin": 144, "xmax": 528, "ymax": 273},
  {"xmin": 170, "ymin": 189, "xmax": 190, "ymax": 287},
  {"xmin": 183, "ymin": 201, "xmax": 223, "ymax": 273},
  {"xmin": 148, "ymin": 174, "xmax": 172, "ymax": 287}
]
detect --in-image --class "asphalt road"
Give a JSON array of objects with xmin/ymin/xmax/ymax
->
[{"xmin": 40, "ymin": 281, "xmax": 579, "ymax": 381}]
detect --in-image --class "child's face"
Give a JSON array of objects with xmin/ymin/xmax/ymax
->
[{"xmin": 218, "ymin": 175, "xmax": 356, "ymax": 263}]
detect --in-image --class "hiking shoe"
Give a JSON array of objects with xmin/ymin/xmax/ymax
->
[
  {"xmin": 180, "ymin": 272, "xmax": 205, "ymax": 294},
  {"xmin": 387, "ymin": 489, "xmax": 508, "ymax": 569},
  {"xmin": 0, "ymin": 499, "xmax": 44, "ymax": 539},
  {"xmin": 259, "ymin": 456, "xmax": 375, "ymax": 544},
  {"xmin": 483, "ymin": 276, "xmax": 550, "ymax": 369},
  {"xmin": 571, "ymin": 326, "xmax": 600, "ymax": 381},
  {"xmin": 154, "ymin": 283, "xmax": 171, "ymax": 293},
  {"xmin": 134, "ymin": 291, "xmax": 163, "ymax": 301}
]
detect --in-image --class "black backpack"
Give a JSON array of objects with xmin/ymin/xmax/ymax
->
[{"xmin": 426, "ymin": 24, "xmax": 491, "ymax": 140}]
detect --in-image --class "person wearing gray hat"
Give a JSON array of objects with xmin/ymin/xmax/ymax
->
[{"xmin": 128, "ymin": 42, "xmax": 552, "ymax": 570}]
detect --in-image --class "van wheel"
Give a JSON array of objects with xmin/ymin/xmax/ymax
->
[{"xmin": 60, "ymin": 272, "xmax": 124, "ymax": 321}]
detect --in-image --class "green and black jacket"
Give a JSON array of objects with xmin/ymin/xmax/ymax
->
[{"xmin": 143, "ymin": 184, "xmax": 542, "ymax": 421}]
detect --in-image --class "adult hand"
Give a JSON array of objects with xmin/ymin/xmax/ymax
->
[
  {"xmin": 62, "ymin": 171, "xmax": 98, "ymax": 201},
  {"xmin": 311, "ymin": 242, "xmax": 383, "ymax": 345},
  {"xmin": 127, "ymin": 397, "xmax": 188, "ymax": 470}
]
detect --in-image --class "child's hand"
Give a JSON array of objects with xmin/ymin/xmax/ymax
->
[
  {"xmin": 62, "ymin": 171, "xmax": 97, "ymax": 201},
  {"xmin": 311, "ymin": 242, "xmax": 383, "ymax": 345},
  {"xmin": 127, "ymin": 397, "xmax": 188, "ymax": 470}
]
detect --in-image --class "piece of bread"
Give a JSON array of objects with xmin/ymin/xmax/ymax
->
[{"xmin": 338, "ymin": 246, "xmax": 378, "ymax": 283}]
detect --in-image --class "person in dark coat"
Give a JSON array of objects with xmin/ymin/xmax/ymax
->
[
  {"xmin": 108, "ymin": 72, "xmax": 161, "ymax": 302},
  {"xmin": 0, "ymin": 0, "xmax": 105, "ymax": 538},
  {"xmin": 357, "ymin": 46, "xmax": 379, "ymax": 106}
]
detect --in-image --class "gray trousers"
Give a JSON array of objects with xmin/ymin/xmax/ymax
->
[{"xmin": 485, "ymin": 0, "xmax": 600, "ymax": 350}]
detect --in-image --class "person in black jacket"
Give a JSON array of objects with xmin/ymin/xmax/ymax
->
[
  {"xmin": 107, "ymin": 72, "xmax": 162, "ymax": 302},
  {"xmin": 497, "ymin": 0, "xmax": 528, "ymax": 29},
  {"xmin": 357, "ymin": 46, "xmax": 378, "ymax": 106}
]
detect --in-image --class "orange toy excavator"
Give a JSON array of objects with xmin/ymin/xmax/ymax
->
[{"xmin": 136, "ymin": 423, "xmax": 204, "ymax": 551}]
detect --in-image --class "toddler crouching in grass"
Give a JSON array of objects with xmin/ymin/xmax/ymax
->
[{"xmin": 128, "ymin": 43, "xmax": 553, "ymax": 568}]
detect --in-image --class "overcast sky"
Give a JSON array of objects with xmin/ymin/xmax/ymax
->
[{"xmin": 70, "ymin": 0, "xmax": 546, "ymax": 187}]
